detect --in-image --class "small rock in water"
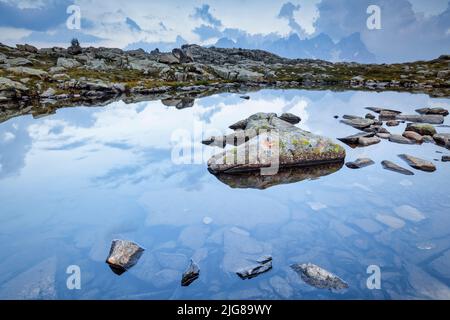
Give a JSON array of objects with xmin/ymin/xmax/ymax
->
[
  {"xmin": 399, "ymin": 154, "xmax": 436, "ymax": 172},
  {"xmin": 338, "ymin": 132, "xmax": 375, "ymax": 146},
  {"xmin": 290, "ymin": 263, "xmax": 348, "ymax": 290},
  {"xmin": 181, "ymin": 260, "xmax": 200, "ymax": 287},
  {"xmin": 389, "ymin": 134, "xmax": 415, "ymax": 145},
  {"xmin": 365, "ymin": 113, "xmax": 376, "ymax": 119},
  {"xmin": 396, "ymin": 114, "xmax": 444, "ymax": 124},
  {"xmin": 422, "ymin": 135, "xmax": 435, "ymax": 143},
  {"xmin": 279, "ymin": 112, "xmax": 301, "ymax": 124},
  {"xmin": 359, "ymin": 136, "xmax": 381, "ymax": 147},
  {"xmin": 415, "ymin": 107, "xmax": 449, "ymax": 116},
  {"xmin": 386, "ymin": 120, "xmax": 400, "ymax": 127},
  {"xmin": 442, "ymin": 156, "xmax": 450, "ymax": 162},
  {"xmin": 366, "ymin": 107, "xmax": 401, "ymax": 115},
  {"xmin": 406, "ymin": 123, "xmax": 437, "ymax": 136},
  {"xmin": 433, "ymin": 133, "xmax": 450, "ymax": 149},
  {"xmin": 381, "ymin": 160, "xmax": 414, "ymax": 175},
  {"xmin": 403, "ymin": 131, "xmax": 423, "ymax": 143},
  {"xmin": 376, "ymin": 133, "xmax": 391, "ymax": 139},
  {"xmin": 379, "ymin": 110, "xmax": 400, "ymax": 119},
  {"xmin": 240, "ymin": 95, "xmax": 250, "ymax": 100},
  {"xmin": 346, "ymin": 158, "xmax": 375, "ymax": 169},
  {"xmin": 236, "ymin": 256, "xmax": 272, "ymax": 280},
  {"xmin": 334, "ymin": 115, "xmax": 339, "ymax": 119},
  {"xmin": 229, "ymin": 119, "xmax": 248, "ymax": 130},
  {"xmin": 340, "ymin": 118, "xmax": 374, "ymax": 129},
  {"xmin": 106, "ymin": 239, "xmax": 145, "ymax": 275}
]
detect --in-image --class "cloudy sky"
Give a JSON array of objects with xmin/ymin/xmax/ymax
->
[{"xmin": 0, "ymin": 0, "xmax": 449, "ymax": 62}]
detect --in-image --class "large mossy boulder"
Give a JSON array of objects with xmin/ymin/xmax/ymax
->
[{"xmin": 206, "ymin": 113, "xmax": 346, "ymax": 174}]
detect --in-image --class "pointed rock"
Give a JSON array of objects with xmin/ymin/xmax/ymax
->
[
  {"xmin": 338, "ymin": 132, "xmax": 375, "ymax": 147},
  {"xmin": 106, "ymin": 239, "xmax": 144, "ymax": 275},
  {"xmin": 381, "ymin": 160, "xmax": 414, "ymax": 175},
  {"xmin": 181, "ymin": 260, "xmax": 200, "ymax": 287}
]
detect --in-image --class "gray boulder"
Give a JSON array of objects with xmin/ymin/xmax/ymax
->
[
  {"xmin": 57, "ymin": 57, "xmax": 81, "ymax": 69},
  {"xmin": 207, "ymin": 113, "xmax": 346, "ymax": 174},
  {"xmin": 106, "ymin": 239, "xmax": 145, "ymax": 275},
  {"xmin": 290, "ymin": 263, "xmax": 348, "ymax": 290}
]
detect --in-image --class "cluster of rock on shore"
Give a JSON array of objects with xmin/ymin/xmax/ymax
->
[
  {"xmin": 1, "ymin": 41, "xmax": 449, "ymax": 123},
  {"xmin": 338, "ymin": 107, "xmax": 450, "ymax": 173},
  {"xmin": 106, "ymin": 239, "xmax": 348, "ymax": 290}
]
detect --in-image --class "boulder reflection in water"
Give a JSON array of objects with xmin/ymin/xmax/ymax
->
[{"xmin": 211, "ymin": 162, "xmax": 344, "ymax": 189}]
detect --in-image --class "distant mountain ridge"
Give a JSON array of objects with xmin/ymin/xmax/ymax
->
[{"xmin": 214, "ymin": 32, "xmax": 376, "ymax": 63}]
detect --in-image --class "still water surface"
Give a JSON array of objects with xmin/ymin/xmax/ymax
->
[{"xmin": 0, "ymin": 89, "xmax": 450, "ymax": 299}]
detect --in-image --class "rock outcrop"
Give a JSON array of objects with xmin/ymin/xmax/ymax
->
[
  {"xmin": 206, "ymin": 113, "xmax": 346, "ymax": 174},
  {"xmin": 106, "ymin": 239, "xmax": 145, "ymax": 275}
]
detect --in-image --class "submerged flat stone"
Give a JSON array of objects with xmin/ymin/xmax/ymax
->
[
  {"xmin": 207, "ymin": 113, "xmax": 345, "ymax": 174},
  {"xmin": 290, "ymin": 263, "xmax": 348, "ymax": 290},
  {"xmin": 237, "ymin": 256, "xmax": 272, "ymax": 280},
  {"xmin": 381, "ymin": 160, "xmax": 414, "ymax": 175},
  {"xmin": 181, "ymin": 260, "xmax": 200, "ymax": 287},
  {"xmin": 345, "ymin": 158, "xmax": 375, "ymax": 169},
  {"xmin": 399, "ymin": 154, "xmax": 436, "ymax": 172},
  {"xmin": 106, "ymin": 239, "xmax": 145, "ymax": 275}
]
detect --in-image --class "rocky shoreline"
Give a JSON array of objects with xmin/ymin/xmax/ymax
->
[{"xmin": 1, "ymin": 42, "xmax": 449, "ymax": 124}]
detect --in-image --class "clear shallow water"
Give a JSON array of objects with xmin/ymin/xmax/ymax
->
[{"xmin": 0, "ymin": 89, "xmax": 450, "ymax": 299}]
